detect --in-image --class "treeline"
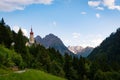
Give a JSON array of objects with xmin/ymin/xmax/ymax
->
[{"xmin": 0, "ymin": 18, "xmax": 120, "ymax": 80}]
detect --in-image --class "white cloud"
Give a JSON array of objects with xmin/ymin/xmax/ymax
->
[
  {"xmin": 0, "ymin": 0, "xmax": 53, "ymax": 11},
  {"xmin": 91, "ymin": 38, "xmax": 103, "ymax": 46},
  {"xmin": 13, "ymin": 26, "xmax": 19, "ymax": 33},
  {"xmin": 62, "ymin": 33, "xmax": 105, "ymax": 48},
  {"xmin": 72, "ymin": 32, "xmax": 81, "ymax": 39},
  {"xmin": 96, "ymin": 7, "xmax": 104, "ymax": 10},
  {"xmin": 88, "ymin": 0, "xmax": 120, "ymax": 11},
  {"xmin": 89, "ymin": 34, "xmax": 103, "ymax": 47},
  {"xmin": 63, "ymin": 39, "xmax": 72, "ymax": 46},
  {"xmin": 81, "ymin": 34, "xmax": 104, "ymax": 47},
  {"xmin": 88, "ymin": 1, "xmax": 101, "ymax": 7},
  {"xmin": 96, "ymin": 13, "xmax": 100, "ymax": 18},
  {"xmin": 13, "ymin": 26, "xmax": 28, "ymax": 37},
  {"xmin": 103, "ymin": 0, "xmax": 120, "ymax": 10},
  {"xmin": 103, "ymin": 0, "xmax": 115, "ymax": 7},
  {"xmin": 81, "ymin": 12, "xmax": 87, "ymax": 15},
  {"xmin": 22, "ymin": 28, "xmax": 28, "ymax": 37}
]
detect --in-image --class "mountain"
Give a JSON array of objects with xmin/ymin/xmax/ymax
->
[
  {"xmin": 88, "ymin": 28, "xmax": 120, "ymax": 71},
  {"xmin": 35, "ymin": 34, "xmax": 74, "ymax": 55},
  {"xmin": 77, "ymin": 47, "xmax": 93, "ymax": 57},
  {"xmin": 35, "ymin": 35, "xmax": 43, "ymax": 44},
  {"xmin": 68, "ymin": 46, "xmax": 83, "ymax": 54},
  {"xmin": 68, "ymin": 46, "xmax": 93, "ymax": 57}
]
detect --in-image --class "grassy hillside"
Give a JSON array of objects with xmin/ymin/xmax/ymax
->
[
  {"xmin": 0, "ymin": 69, "xmax": 66, "ymax": 80},
  {"xmin": 0, "ymin": 45, "xmax": 66, "ymax": 80}
]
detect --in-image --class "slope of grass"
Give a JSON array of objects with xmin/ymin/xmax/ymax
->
[{"xmin": 0, "ymin": 69, "xmax": 66, "ymax": 80}]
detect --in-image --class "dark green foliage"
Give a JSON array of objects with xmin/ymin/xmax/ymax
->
[
  {"xmin": 88, "ymin": 28, "xmax": 120, "ymax": 71},
  {"xmin": 94, "ymin": 70, "xmax": 108, "ymax": 80},
  {"xmin": 28, "ymin": 45, "xmax": 65, "ymax": 77},
  {"xmin": 89, "ymin": 62, "xmax": 99, "ymax": 80},
  {"xmin": 48, "ymin": 48, "xmax": 64, "ymax": 66},
  {"xmin": 77, "ymin": 56, "xmax": 89, "ymax": 80},
  {"xmin": 63, "ymin": 53, "xmax": 78, "ymax": 80},
  {"xmin": 0, "ymin": 18, "xmax": 12, "ymax": 48},
  {"xmin": 29, "ymin": 45, "xmax": 51, "ymax": 70},
  {"xmin": 0, "ymin": 18, "xmax": 5, "ymax": 25},
  {"xmin": 50, "ymin": 61, "xmax": 65, "ymax": 77},
  {"xmin": 93, "ymin": 70, "xmax": 120, "ymax": 80},
  {"xmin": 0, "ymin": 45, "xmax": 23, "ymax": 68},
  {"xmin": 13, "ymin": 29, "xmax": 30, "ymax": 68},
  {"xmin": 63, "ymin": 53, "xmax": 72, "ymax": 79},
  {"xmin": 14, "ymin": 29, "xmax": 27, "ymax": 54},
  {"xmin": 72, "ymin": 56, "xmax": 79, "ymax": 70}
]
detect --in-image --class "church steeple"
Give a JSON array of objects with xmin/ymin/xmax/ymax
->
[
  {"xmin": 30, "ymin": 27, "xmax": 33, "ymax": 35},
  {"xmin": 29, "ymin": 27, "xmax": 34, "ymax": 44},
  {"xmin": 31, "ymin": 28, "xmax": 32, "ymax": 32}
]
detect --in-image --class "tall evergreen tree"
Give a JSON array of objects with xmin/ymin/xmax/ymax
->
[
  {"xmin": 77, "ymin": 56, "xmax": 87, "ymax": 80},
  {"xmin": 0, "ymin": 18, "xmax": 5, "ymax": 25},
  {"xmin": 14, "ymin": 29, "xmax": 27, "ymax": 55},
  {"xmin": 0, "ymin": 18, "xmax": 12, "ymax": 48},
  {"xmin": 63, "ymin": 53, "xmax": 77, "ymax": 80}
]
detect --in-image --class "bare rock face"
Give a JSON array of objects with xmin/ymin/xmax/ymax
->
[
  {"xmin": 68, "ymin": 46, "xmax": 93, "ymax": 57},
  {"xmin": 68, "ymin": 46, "xmax": 84, "ymax": 54}
]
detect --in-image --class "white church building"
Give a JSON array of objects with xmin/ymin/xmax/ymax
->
[{"xmin": 26, "ymin": 28, "xmax": 35, "ymax": 46}]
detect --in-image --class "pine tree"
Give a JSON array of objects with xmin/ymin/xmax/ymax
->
[
  {"xmin": 0, "ymin": 18, "xmax": 5, "ymax": 25},
  {"xmin": 63, "ymin": 53, "xmax": 77, "ymax": 80},
  {"xmin": 14, "ymin": 29, "xmax": 27, "ymax": 55},
  {"xmin": 78, "ymin": 56, "xmax": 87, "ymax": 80},
  {"xmin": 0, "ymin": 18, "xmax": 12, "ymax": 48}
]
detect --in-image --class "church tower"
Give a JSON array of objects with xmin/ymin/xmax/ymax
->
[{"xmin": 29, "ymin": 28, "xmax": 34, "ymax": 44}]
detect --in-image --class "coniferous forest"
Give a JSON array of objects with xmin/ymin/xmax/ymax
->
[{"xmin": 0, "ymin": 18, "xmax": 120, "ymax": 80}]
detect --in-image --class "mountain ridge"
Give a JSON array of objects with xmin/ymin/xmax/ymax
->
[
  {"xmin": 68, "ymin": 46, "xmax": 93, "ymax": 57},
  {"xmin": 35, "ymin": 33, "xmax": 74, "ymax": 55}
]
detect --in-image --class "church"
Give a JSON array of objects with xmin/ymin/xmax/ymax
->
[{"xmin": 26, "ymin": 28, "xmax": 35, "ymax": 46}]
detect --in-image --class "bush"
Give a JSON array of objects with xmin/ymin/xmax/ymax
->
[{"xmin": 0, "ymin": 45, "xmax": 23, "ymax": 68}]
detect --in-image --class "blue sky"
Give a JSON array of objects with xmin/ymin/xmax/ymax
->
[{"xmin": 0, "ymin": 0, "xmax": 120, "ymax": 47}]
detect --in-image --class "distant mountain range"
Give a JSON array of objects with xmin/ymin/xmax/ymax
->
[
  {"xmin": 35, "ymin": 34, "xmax": 74, "ymax": 55},
  {"xmin": 68, "ymin": 46, "xmax": 93, "ymax": 57},
  {"xmin": 68, "ymin": 46, "xmax": 83, "ymax": 54}
]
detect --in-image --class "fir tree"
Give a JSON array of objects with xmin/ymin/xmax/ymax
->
[
  {"xmin": 0, "ymin": 18, "xmax": 12, "ymax": 48},
  {"xmin": 14, "ymin": 29, "xmax": 27, "ymax": 55}
]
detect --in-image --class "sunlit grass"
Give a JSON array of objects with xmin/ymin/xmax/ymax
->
[{"xmin": 0, "ymin": 69, "xmax": 66, "ymax": 80}]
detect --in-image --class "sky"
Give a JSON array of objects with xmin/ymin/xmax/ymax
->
[{"xmin": 0, "ymin": 0, "xmax": 120, "ymax": 47}]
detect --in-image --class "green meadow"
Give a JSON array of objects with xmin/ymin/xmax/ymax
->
[{"xmin": 0, "ymin": 69, "xmax": 66, "ymax": 80}]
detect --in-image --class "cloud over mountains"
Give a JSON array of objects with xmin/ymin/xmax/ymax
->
[{"xmin": 0, "ymin": 0, "xmax": 53, "ymax": 11}]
